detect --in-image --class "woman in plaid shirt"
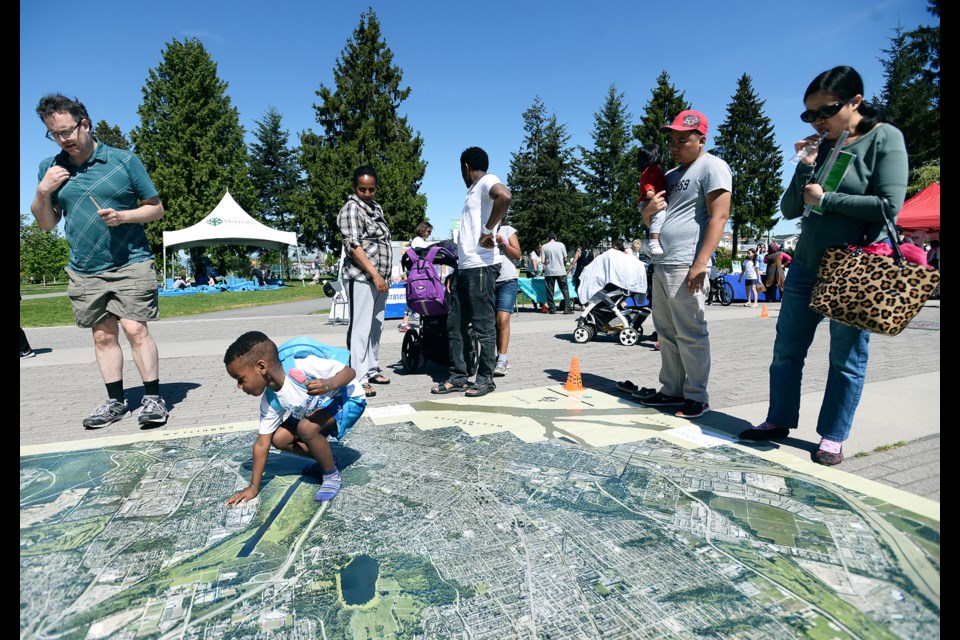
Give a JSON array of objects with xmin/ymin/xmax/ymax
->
[{"xmin": 336, "ymin": 165, "xmax": 393, "ymax": 398}]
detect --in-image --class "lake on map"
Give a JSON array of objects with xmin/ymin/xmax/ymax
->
[{"xmin": 340, "ymin": 554, "xmax": 379, "ymax": 605}]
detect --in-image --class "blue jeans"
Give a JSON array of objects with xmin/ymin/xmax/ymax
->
[
  {"xmin": 766, "ymin": 261, "xmax": 871, "ymax": 442},
  {"xmin": 495, "ymin": 279, "xmax": 519, "ymax": 313},
  {"xmin": 447, "ymin": 265, "xmax": 498, "ymax": 385}
]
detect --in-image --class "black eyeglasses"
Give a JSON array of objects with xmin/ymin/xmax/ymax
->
[
  {"xmin": 800, "ymin": 100, "xmax": 849, "ymax": 123},
  {"xmin": 45, "ymin": 120, "xmax": 83, "ymax": 142}
]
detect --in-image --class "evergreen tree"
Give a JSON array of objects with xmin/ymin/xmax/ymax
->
[
  {"xmin": 909, "ymin": 0, "xmax": 940, "ymax": 99},
  {"xmin": 714, "ymin": 74, "xmax": 783, "ymax": 257},
  {"xmin": 20, "ymin": 220, "xmax": 70, "ymax": 284},
  {"xmin": 507, "ymin": 97, "xmax": 586, "ymax": 251},
  {"xmin": 633, "ymin": 71, "xmax": 690, "ymax": 168},
  {"xmin": 300, "ymin": 9, "xmax": 427, "ymax": 250},
  {"xmin": 908, "ymin": 163, "xmax": 939, "ymax": 197},
  {"xmin": 878, "ymin": 24, "xmax": 939, "ymax": 169},
  {"xmin": 131, "ymin": 38, "xmax": 256, "ymax": 260},
  {"xmin": 580, "ymin": 85, "xmax": 638, "ymax": 244},
  {"xmin": 249, "ymin": 106, "xmax": 302, "ymax": 234},
  {"xmin": 93, "ymin": 120, "xmax": 130, "ymax": 150}
]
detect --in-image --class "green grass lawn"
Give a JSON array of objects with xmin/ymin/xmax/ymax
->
[
  {"xmin": 20, "ymin": 283, "xmax": 69, "ymax": 295},
  {"xmin": 20, "ymin": 285, "xmax": 323, "ymax": 327}
]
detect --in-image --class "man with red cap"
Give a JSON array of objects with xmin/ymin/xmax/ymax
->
[{"xmin": 637, "ymin": 110, "xmax": 732, "ymax": 419}]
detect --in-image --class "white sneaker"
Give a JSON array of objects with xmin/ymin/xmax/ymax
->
[
  {"xmin": 493, "ymin": 360, "xmax": 508, "ymax": 377},
  {"xmin": 648, "ymin": 239, "xmax": 664, "ymax": 255}
]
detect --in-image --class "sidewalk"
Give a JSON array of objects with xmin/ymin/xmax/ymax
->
[{"xmin": 19, "ymin": 299, "xmax": 940, "ymax": 500}]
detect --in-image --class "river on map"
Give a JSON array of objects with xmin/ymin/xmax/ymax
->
[
  {"xmin": 237, "ymin": 478, "xmax": 302, "ymax": 558},
  {"xmin": 340, "ymin": 554, "xmax": 379, "ymax": 605}
]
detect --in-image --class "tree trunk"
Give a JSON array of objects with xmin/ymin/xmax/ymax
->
[{"xmin": 731, "ymin": 220, "xmax": 740, "ymax": 264}]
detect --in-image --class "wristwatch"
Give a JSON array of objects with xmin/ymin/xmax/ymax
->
[{"xmin": 481, "ymin": 225, "xmax": 494, "ymax": 235}]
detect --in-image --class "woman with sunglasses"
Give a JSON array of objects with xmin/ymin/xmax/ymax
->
[{"xmin": 739, "ymin": 66, "xmax": 908, "ymax": 466}]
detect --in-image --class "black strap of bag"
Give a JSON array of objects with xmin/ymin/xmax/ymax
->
[{"xmin": 875, "ymin": 197, "xmax": 906, "ymax": 264}]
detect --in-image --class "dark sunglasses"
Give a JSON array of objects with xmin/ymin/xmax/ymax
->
[{"xmin": 800, "ymin": 100, "xmax": 849, "ymax": 123}]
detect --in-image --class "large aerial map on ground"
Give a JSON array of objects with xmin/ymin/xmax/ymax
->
[{"xmin": 21, "ymin": 388, "xmax": 939, "ymax": 639}]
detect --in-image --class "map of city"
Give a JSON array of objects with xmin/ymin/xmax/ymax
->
[{"xmin": 21, "ymin": 387, "xmax": 939, "ymax": 639}]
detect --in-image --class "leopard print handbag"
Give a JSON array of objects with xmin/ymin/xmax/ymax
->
[{"xmin": 809, "ymin": 199, "xmax": 940, "ymax": 336}]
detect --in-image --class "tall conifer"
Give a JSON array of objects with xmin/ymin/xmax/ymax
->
[
  {"xmin": 633, "ymin": 71, "xmax": 690, "ymax": 169},
  {"xmin": 507, "ymin": 98, "xmax": 586, "ymax": 251},
  {"xmin": 93, "ymin": 121, "xmax": 129, "ymax": 150},
  {"xmin": 249, "ymin": 107, "xmax": 302, "ymax": 236},
  {"xmin": 300, "ymin": 9, "xmax": 426, "ymax": 250},
  {"xmin": 714, "ymin": 74, "xmax": 783, "ymax": 255},
  {"xmin": 132, "ymin": 38, "xmax": 256, "ymax": 261},
  {"xmin": 580, "ymin": 85, "xmax": 638, "ymax": 244}
]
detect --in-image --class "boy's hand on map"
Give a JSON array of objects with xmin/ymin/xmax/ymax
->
[{"xmin": 225, "ymin": 485, "xmax": 259, "ymax": 507}]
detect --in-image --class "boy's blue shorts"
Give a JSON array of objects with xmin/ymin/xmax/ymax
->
[
  {"xmin": 495, "ymin": 279, "xmax": 519, "ymax": 313},
  {"xmin": 326, "ymin": 395, "xmax": 366, "ymax": 440}
]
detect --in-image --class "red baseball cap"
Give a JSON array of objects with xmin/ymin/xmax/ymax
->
[{"xmin": 662, "ymin": 110, "xmax": 709, "ymax": 136}]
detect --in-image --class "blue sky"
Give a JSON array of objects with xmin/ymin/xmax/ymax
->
[{"xmin": 20, "ymin": 0, "xmax": 933, "ymax": 241}]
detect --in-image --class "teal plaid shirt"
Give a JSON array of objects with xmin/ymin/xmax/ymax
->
[{"xmin": 38, "ymin": 143, "xmax": 158, "ymax": 275}]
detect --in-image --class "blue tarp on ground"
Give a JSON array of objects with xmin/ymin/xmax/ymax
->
[
  {"xmin": 159, "ymin": 278, "xmax": 284, "ymax": 297},
  {"xmin": 517, "ymin": 276, "xmax": 576, "ymax": 307}
]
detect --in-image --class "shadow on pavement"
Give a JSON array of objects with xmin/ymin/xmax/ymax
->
[
  {"xmin": 125, "ymin": 382, "xmax": 202, "ymax": 417},
  {"xmin": 542, "ymin": 368, "xmax": 619, "ymax": 393}
]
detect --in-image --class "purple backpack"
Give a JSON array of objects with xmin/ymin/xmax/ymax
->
[{"xmin": 405, "ymin": 246, "xmax": 447, "ymax": 316}]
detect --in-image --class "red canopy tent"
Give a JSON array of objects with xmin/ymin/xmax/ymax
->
[{"xmin": 898, "ymin": 182, "xmax": 940, "ymax": 231}]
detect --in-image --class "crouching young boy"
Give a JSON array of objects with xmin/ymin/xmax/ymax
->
[{"xmin": 223, "ymin": 331, "xmax": 366, "ymax": 506}]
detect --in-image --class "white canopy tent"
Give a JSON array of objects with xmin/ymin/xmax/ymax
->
[{"xmin": 161, "ymin": 189, "xmax": 304, "ymax": 287}]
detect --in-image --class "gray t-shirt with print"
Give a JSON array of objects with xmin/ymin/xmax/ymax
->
[
  {"xmin": 654, "ymin": 153, "xmax": 732, "ymax": 266},
  {"xmin": 542, "ymin": 240, "xmax": 568, "ymax": 276}
]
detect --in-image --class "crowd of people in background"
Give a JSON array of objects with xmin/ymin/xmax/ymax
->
[{"xmin": 23, "ymin": 72, "xmax": 939, "ymax": 471}]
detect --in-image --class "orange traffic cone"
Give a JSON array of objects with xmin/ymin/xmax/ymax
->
[
  {"xmin": 564, "ymin": 356, "xmax": 584, "ymax": 391},
  {"xmin": 760, "ymin": 304, "xmax": 770, "ymax": 319}
]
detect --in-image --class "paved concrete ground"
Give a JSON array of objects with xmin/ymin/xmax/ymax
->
[{"xmin": 20, "ymin": 295, "xmax": 940, "ymax": 501}]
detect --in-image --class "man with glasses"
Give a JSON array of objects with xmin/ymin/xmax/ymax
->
[
  {"xmin": 30, "ymin": 94, "xmax": 169, "ymax": 429},
  {"xmin": 636, "ymin": 110, "xmax": 732, "ymax": 419}
]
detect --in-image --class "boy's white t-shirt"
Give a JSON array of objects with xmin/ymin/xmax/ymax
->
[
  {"xmin": 496, "ymin": 225, "xmax": 519, "ymax": 282},
  {"xmin": 458, "ymin": 173, "xmax": 502, "ymax": 269},
  {"xmin": 258, "ymin": 355, "xmax": 364, "ymax": 435}
]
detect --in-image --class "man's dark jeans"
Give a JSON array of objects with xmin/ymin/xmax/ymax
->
[
  {"xmin": 447, "ymin": 265, "xmax": 498, "ymax": 385},
  {"xmin": 544, "ymin": 274, "xmax": 571, "ymax": 312}
]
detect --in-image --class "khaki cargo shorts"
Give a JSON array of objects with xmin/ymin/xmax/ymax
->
[{"xmin": 67, "ymin": 260, "xmax": 160, "ymax": 328}]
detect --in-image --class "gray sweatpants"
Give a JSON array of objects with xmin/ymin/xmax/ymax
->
[
  {"xmin": 346, "ymin": 279, "xmax": 388, "ymax": 382},
  {"xmin": 652, "ymin": 265, "xmax": 711, "ymax": 403}
]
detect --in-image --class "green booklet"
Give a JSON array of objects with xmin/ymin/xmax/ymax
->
[{"xmin": 811, "ymin": 150, "xmax": 856, "ymax": 214}]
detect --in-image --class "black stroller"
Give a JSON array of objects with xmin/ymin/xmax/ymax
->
[
  {"xmin": 573, "ymin": 284, "xmax": 650, "ymax": 346},
  {"xmin": 399, "ymin": 244, "xmax": 480, "ymax": 375},
  {"xmin": 571, "ymin": 248, "xmax": 650, "ymax": 346}
]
